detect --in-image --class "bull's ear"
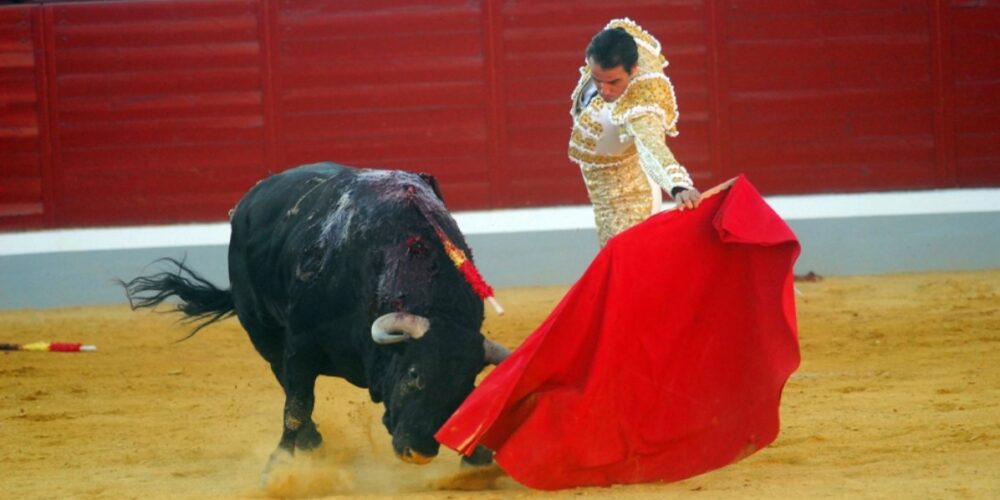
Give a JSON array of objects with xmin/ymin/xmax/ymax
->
[{"xmin": 416, "ymin": 172, "xmax": 446, "ymax": 204}]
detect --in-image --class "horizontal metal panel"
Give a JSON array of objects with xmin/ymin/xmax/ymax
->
[
  {"xmin": 61, "ymin": 144, "xmax": 265, "ymax": 171},
  {"xmin": 58, "ymin": 93, "xmax": 263, "ymax": 122},
  {"xmin": 956, "ymin": 159, "xmax": 1000, "ymax": 185},
  {"xmin": 277, "ymin": 0, "xmax": 474, "ymax": 12},
  {"xmin": 295, "ymin": 139, "xmax": 490, "ymax": 165},
  {"xmin": 278, "ymin": 56, "xmax": 484, "ymax": 86},
  {"xmin": 281, "ymin": 82, "xmax": 487, "ymax": 113},
  {"xmin": 728, "ymin": 60, "xmax": 932, "ymax": 92},
  {"xmin": 54, "ymin": 17, "xmax": 259, "ymax": 47},
  {"xmin": 728, "ymin": 142, "xmax": 936, "ymax": 179},
  {"xmin": 956, "ymin": 133, "xmax": 1000, "ymax": 159},
  {"xmin": 726, "ymin": 0, "xmax": 924, "ymax": 16},
  {"xmin": 0, "ymin": 177, "xmax": 41, "ymax": 198},
  {"xmin": 502, "ymin": 176, "xmax": 589, "ymax": 207},
  {"xmin": 282, "ymin": 107, "xmax": 487, "ymax": 139},
  {"xmin": 278, "ymin": 8, "xmax": 479, "ymax": 36},
  {"xmin": 55, "ymin": 42, "xmax": 261, "ymax": 74},
  {"xmin": 56, "ymin": 68, "xmax": 262, "ymax": 98},
  {"xmin": 501, "ymin": 1, "xmax": 704, "ymax": 28},
  {"xmin": 727, "ymin": 11, "xmax": 930, "ymax": 40},
  {"xmin": 52, "ymin": 0, "xmax": 258, "ymax": 24},
  {"xmin": 727, "ymin": 38, "xmax": 931, "ymax": 72},
  {"xmin": 55, "ymin": 192, "xmax": 243, "ymax": 226},
  {"xmin": 56, "ymin": 169, "xmax": 263, "ymax": 196},
  {"xmin": 730, "ymin": 88, "xmax": 935, "ymax": 119},
  {"xmin": 279, "ymin": 33, "xmax": 482, "ymax": 60},
  {"xmin": 504, "ymin": 101, "xmax": 568, "ymax": 126},
  {"xmin": 954, "ymin": 109, "xmax": 1000, "ymax": 134},
  {"xmin": 1, "ymin": 153, "xmax": 43, "ymax": 178},
  {"xmin": 58, "ymin": 119, "xmax": 265, "ymax": 149},
  {"xmin": 731, "ymin": 110, "xmax": 935, "ymax": 145}
]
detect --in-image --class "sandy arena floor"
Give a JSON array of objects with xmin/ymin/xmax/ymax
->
[{"xmin": 2, "ymin": 270, "xmax": 999, "ymax": 499}]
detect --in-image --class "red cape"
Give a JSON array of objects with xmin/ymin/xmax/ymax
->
[{"xmin": 435, "ymin": 176, "xmax": 801, "ymax": 490}]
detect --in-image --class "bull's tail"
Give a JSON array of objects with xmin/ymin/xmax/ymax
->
[{"xmin": 119, "ymin": 257, "xmax": 234, "ymax": 338}]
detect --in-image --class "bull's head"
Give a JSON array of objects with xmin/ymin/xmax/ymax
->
[{"xmin": 371, "ymin": 312, "xmax": 509, "ymax": 464}]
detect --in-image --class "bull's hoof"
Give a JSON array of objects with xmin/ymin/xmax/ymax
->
[
  {"xmin": 294, "ymin": 420, "xmax": 323, "ymax": 450},
  {"xmin": 460, "ymin": 445, "xmax": 494, "ymax": 468},
  {"xmin": 398, "ymin": 447, "xmax": 436, "ymax": 465},
  {"xmin": 260, "ymin": 448, "xmax": 293, "ymax": 488}
]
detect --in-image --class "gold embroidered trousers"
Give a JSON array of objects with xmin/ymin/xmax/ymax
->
[{"xmin": 579, "ymin": 147, "xmax": 656, "ymax": 247}]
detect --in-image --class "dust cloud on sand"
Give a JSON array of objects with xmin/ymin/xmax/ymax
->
[{"xmin": 2, "ymin": 271, "xmax": 999, "ymax": 499}]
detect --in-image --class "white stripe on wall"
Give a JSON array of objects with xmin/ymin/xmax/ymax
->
[{"xmin": 1, "ymin": 188, "xmax": 997, "ymax": 257}]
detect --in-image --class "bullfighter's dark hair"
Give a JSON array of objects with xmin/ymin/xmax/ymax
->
[{"xmin": 586, "ymin": 27, "xmax": 639, "ymax": 73}]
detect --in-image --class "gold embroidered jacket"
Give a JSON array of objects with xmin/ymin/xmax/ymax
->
[{"xmin": 568, "ymin": 18, "xmax": 695, "ymax": 246}]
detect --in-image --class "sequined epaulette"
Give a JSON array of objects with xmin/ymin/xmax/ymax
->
[{"xmin": 610, "ymin": 72, "xmax": 679, "ymax": 137}]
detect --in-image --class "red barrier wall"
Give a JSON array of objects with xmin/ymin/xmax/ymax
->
[{"xmin": 1, "ymin": 0, "xmax": 998, "ymax": 230}]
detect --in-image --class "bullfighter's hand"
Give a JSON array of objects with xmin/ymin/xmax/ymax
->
[{"xmin": 674, "ymin": 187, "xmax": 702, "ymax": 211}]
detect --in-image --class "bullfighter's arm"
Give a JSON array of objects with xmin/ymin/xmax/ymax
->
[{"xmin": 625, "ymin": 113, "xmax": 694, "ymax": 198}]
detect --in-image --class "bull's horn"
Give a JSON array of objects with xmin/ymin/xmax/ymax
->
[
  {"xmin": 483, "ymin": 338, "xmax": 511, "ymax": 365},
  {"xmin": 372, "ymin": 313, "xmax": 431, "ymax": 344}
]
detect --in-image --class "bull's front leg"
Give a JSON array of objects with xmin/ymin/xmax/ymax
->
[
  {"xmin": 261, "ymin": 343, "xmax": 324, "ymax": 484},
  {"xmin": 277, "ymin": 383, "xmax": 320, "ymax": 452}
]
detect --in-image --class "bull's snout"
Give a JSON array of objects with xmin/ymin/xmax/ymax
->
[{"xmin": 398, "ymin": 447, "xmax": 436, "ymax": 465}]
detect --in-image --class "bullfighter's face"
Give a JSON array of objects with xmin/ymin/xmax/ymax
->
[{"xmin": 589, "ymin": 58, "xmax": 637, "ymax": 103}]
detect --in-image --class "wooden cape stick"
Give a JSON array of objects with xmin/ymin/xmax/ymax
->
[{"xmin": 662, "ymin": 177, "xmax": 739, "ymax": 213}]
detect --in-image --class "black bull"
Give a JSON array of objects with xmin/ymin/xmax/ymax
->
[{"xmin": 122, "ymin": 162, "xmax": 508, "ymax": 476}]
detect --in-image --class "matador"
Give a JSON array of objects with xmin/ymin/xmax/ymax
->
[{"xmin": 568, "ymin": 18, "xmax": 700, "ymax": 247}]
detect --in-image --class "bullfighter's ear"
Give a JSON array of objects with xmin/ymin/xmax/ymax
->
[{"xmin": 416, "ymin": 172, "xmax": 446, "ymax": 204}]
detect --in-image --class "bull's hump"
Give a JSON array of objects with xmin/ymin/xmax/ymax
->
[
  {"xmin": 275, "ymin": 165, "xmax": 433, "ymax": 207},
  {"xmin": 315, "ymin": 169, "xmax": 437, "ymax": 244},
  {"xmin": 354, "ymin": 169, "xmax": 432, "ymax": 200}
]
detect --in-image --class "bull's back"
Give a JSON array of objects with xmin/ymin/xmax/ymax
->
[
  {"xmin": 228, "ymin": 160, "xmax": 453, "ymax": 282},
  {"xmin": 227, "ymin": 162, "xmax": 432, "ymax": 299},
  {"xmin": 227, "ymin": 162, "xmax": 354, "ymax": 306},
  {"xmin": 233, "ymin": 162, "xmax": 350, "ymax": 229},
  {"xmin": 224, "ymin": 163, "xmax": 365, "ymax": 378}
]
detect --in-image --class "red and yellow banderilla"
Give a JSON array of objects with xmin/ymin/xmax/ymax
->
[
  {"xmin": 1, "ymin": 342, "xmax": 97, "ymax": 353},
  {"xmin": 408, "ymin": 187, "xmax": 504, "ymax": 315}
]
